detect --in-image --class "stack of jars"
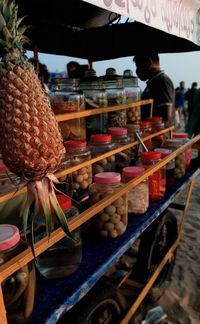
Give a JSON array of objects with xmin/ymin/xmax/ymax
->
[
  {"xmin": 50, "ymin": 78, "xmax": 86, "ymax": 141},
  {"xmin": 89, "ymin": 134, "xmax": 116, "ymax": 175},
  {"xmin": 89, "ymin": 172, "xmax": 128, "ymax": 238}
]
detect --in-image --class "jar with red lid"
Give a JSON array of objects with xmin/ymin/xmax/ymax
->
[
  {"xmin": 164, "ymin": 139, "xmax": 186, "ymax": 179},
  {"xmin": 35, "ymin": 195, "xmax": 82, "ymax": 279},
  {"xmin": 147, "ymin": 116, "xmax": 165, "ymax": 148},
  {"xmin": 108, "ymin": 127, "xmax": 131, "ymax": 172},
  {"xmin": 89, "ymin": 172, "xmax": 128, "ymax": 238},
  {"xmin": 64, "ymin": 140, "xmax": 92, "ymax": 199},
  {"xmin": 138, "ymin": 121, "xmax": 153, "ymax": 151},
  {"xmin": 140, "ymin": 151, "xmax": 166, "ymax": 201},
  {"xmin": 122, "ymin": 166, "xmax": 149, "ymax": 214},
  {"xmin": 172, "ymin": 132, "xmax": 191, "ymax": 169},
  {"xmin": 154, "ymin": 148, "xmax": 175, "ymax": 188},
  {"xmin": 89, "ymin": 134, "xmax": 116, "ymax": 174},
  {"xmin": 0, "ymin": 224, "xmax": 36, "ymax": 322}
]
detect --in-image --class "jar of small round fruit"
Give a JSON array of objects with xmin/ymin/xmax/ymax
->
[{"xmin": 89, "ymin": 172, "xmax": 128, "ymax": 238}]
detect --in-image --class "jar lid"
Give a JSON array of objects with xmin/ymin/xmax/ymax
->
[
  {"xmin": 139, "ymin": 121, "xmax": 151, "ymax": 128},
  {"xmin": 141, "ymin": 151, "xmax": 161, "ymax": 161},
  {"xmin": 147, "ymin": 116, "xmax": 163, "ymax": 122},
  {"xmin": 94, "ymin": 172, "xmax": 121, "ymax": 184},
  {"xmin": 154, "ymin": 148, "xmax": 172, "ymax": 158},
  {"xmin": 122, "ymin": 166, "xmax": 145, "ymax": 177},
  {"xmin": 108, "ymin": 127, "xmax": 127, "ymax": 136},
  {"xmin": 64, "ymin": 140, "xmax": 87, "ymax": 148},
  {"xmin": 165, "ymin": 138, "xmax": 183, "ymax": 147},
  {"xmin": 0, "ymin": 224, "xmax": 20, "ymax": 252},
  {"xmin": 56, "ymin": 195, "xmax": 72, "ymax": 210},
  {"xmin": 90, "ymin": 134, "xmax": 111, "ymax": 143},
  {"xmin": 173, "ymin": 132, "xmax": 189, "ymax": 138}
]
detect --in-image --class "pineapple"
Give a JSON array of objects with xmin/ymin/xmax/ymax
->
[{"xmin": 0, "ymin": 0, "xmax": 70, "ymax": 237}]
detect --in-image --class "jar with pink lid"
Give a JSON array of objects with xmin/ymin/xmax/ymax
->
[
  {"xmin": 89, "ymin": 172, "xmax": 128, "ymax": 238},
  {"xmin": 140, "ymin": 151, "xmax": 166, "ymax": 201},
  {"xmin": 122, "ymin": 166, "xmax": 149, "ymax": 214},
  {"xmin": 172, "ymin": 132, "xmax": 191, "ymax": 169},
  {"xmin": 154, "ymin": 148, "xmax": 175, "ymax": 188},
  {"xmin": 0, "ymin": 224, "xmax": 36, "ymax": 322}
]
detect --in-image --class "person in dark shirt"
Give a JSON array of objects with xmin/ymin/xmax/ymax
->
[
  {"xmin": 133, "ymin": 53, "xmax": 175, "ymax": 125},
  {"xmin": 185, "ymin": 82, "xmax": 198, "ymax": 123}
]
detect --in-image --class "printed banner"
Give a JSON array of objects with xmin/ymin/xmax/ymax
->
[{"xmin": 82, "ymin": 0, "xmax": 200, "ymax": 45}]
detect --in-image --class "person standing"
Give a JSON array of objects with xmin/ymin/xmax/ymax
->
[
  {"xmin": 186, "ymin": 87, "xmax": 200, "ymax": 137},
  {"xmin": 175, "ymin": 81, "xmax": 187, "ymax": 127},
  {"xmin": 133, "ymin": 53, "xmax": 175, "ymax": 125},
  {"xmin": 185, "ymin": 82, "xmax": 198, "ymax": 123}
]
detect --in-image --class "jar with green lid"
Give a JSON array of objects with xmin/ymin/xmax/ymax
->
[
  {"xmin": 103, "ymin": 76, "xmax": 126, "ymax": 127},
  {"xmin": 122, "ymin": 166, "xmax": 149, "ymax": 214},
  {"xmin": 172, "ymin": 132, "xmax": 191, "ymax": 169},
  {"xmin": 64, "ymin": 140, "xmax": 92, "ymax": 199},
  {"xmin": 80, "ymin": 70, "xmax": 108, "ymax": 138},
  {"xmin": 0, "ymin": 224, "xmax": 36, "ymax": 322},
  {"xmin": 123, "ymin": 72, "xmax": 141, "ymax": 123},
  {"xmin": 89, "ymin": 134, "xmax": 115, "ymax": 175},
  {"xmin": 164, "ymin": 139, "xmax": 186, "ymax": 179},
  {"xmin": 140, "ymin": 151, "xmax": 166, "ymax": 201},
  {"xmin": 89, "ymin": 172, "xmax": 128, "ymax": 238},
  {"xmin": 35, "ymin": 195, "xmax": 82, "ymax": 279},
  {"xmin": 50, "ymin": 78, "xmax": 86, "ymax": 141},
  {"xmin": 108, "ymin": 127, "xmax": 131, "ymax": 172}
]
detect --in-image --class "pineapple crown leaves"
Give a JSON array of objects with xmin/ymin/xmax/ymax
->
[{"xmin": 0, "ymin": 0, "xmax": 30, "ymax": 55}]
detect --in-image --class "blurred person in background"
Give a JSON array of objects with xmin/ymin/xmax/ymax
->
[
  {"xmin": 175, "ymin": 81, "xmax": 187, "ymax": 127},
  {"xmin": 186, "ymin": 87, "xmax": 200, "ymax": 137},
  {"xmin": 185, "ymin": 82, "xmax": 198, "ymax": 123},
  {"xmin": 133, "ymin": 53, "xmax": 175, "ymax": 125}
]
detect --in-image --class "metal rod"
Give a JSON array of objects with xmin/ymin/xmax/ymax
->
[{"xmin": 135, "ymin": 131, "xmax": 149, "ymax": 152}]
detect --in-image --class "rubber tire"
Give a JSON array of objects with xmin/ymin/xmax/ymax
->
[
  {"xmin": 58, "ymin": 279, "xmax": 126, "ymax": 324},
  {"xmin": 132, "ymin": 210, "xmax": 178, "ymax": 289}
]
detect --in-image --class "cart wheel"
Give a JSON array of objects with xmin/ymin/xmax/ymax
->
[
  {"xmin": 132, "ymin": 211, "xmax": 178, "ymax": 293},
  {"xmin": 58, "ymin": 279, "xmax": 126, "ymax": 324}
]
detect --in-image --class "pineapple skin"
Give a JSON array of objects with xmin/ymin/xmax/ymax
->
[{"xmin": 0, "ymin": 62, "xmax": 64, "ymax": 181}]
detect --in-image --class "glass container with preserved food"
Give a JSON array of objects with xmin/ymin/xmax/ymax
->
[
  {"xmin": 141, "ymin": 151, "xmax": 166, "ymax": 201},
  {"xmin": 126, "ymin": 123, "xmax": 141, "ymax": 164},
  {"xmin": 138, "ymin": 121, "xmax": 153, "ymax": 151},
  {"xmin": 147, "ymin": 116, "xmax": 165, "ymax": 148},
  {"xmin": 164, "ymin": 139, "xmax": 186, "ymax": 179},
  {"xmin": 172, "ymin": 132, "xmax": 191, "ymax": 169},
  {"xmin": 64, "ymin": 140, "xmax": 92, "ymax": 199},
  {"xmin": 0, "ymin": 224, "xmax": 36, "ymax": 322},
  {"xmin": 122, "ymin": 166, "xmax": 149, "ymax": 214},
  {"xmin": 0, "ymin": 163, "xmax": 24, "ymax": 195},
  {"xmin": 154, "ymin": 148, "xmax": 175, "ymax": 188},
  {"xmin": 123, "ymin": 72, "xmax": 141, "ymax": 123},
  {"xmin": 89, "ymin": 172, "xmax": 128, "ymax": 238},
  {"xmin": 35, "ymin": 195, "xmax": 82, "ymax": 279},
  {"xmin": 50, "ymin": 78, "xmax": 86, "ymax": 141},
  {"xmin": 80, "ymin": 70, "xmax": 108, "ymax": 138},
  {"xmin": 89, "ymin": 134, "xmax": 115, "ymax": 175}
]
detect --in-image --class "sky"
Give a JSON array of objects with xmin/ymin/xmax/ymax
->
[{"xmin": 27, "ymin": 50, "xmax": 200, "ymax": 91}]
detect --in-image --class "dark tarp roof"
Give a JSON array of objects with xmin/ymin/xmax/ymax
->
[{"xmin": 16, "ymin": 0, "xmax": 200, "ymax": 61}]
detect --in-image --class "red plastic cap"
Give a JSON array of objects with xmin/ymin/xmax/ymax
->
[
  {"xmin": 122, "ymin": 166, "xmax": 145, "ymax": 178},
  {"xmin": 154, "ymin": 148, "xmax": 172, "ymax": 158},
  {"xmin": 139, "ymin": 121, "xmax": 151, "ymax": 128},
  {"xmin": 108, "ymin": 127, "xmax": 128, "ymax": 136},
  {"xmin": 94, "ymin": 172, "xmax": 121, "ymax": 184},
  {"xmin": 0, "ymin": 224, "xmax": 20, "ymax": 252},
  {"xmin": 173, "ymin": 132, "xmax": 189, "ymax": 138},
  {"xmin": 0, "ymin": 165, "xmax": 8, "ymax": 172},
  {"xmin": 56, "ymin": 195, "xmax": 72, "ymax": 210},
  {"xmin": 147, "ymin": 116, "xmax": 162, "ymax": 122},
  {"xmin": 141, "ymin": 151, "xmax": 161, "ymax": 161},
  {"xmin": 90, "ymin": 134, "xmax": 111, "ymax": 143},
  {"xmin": 64, "ymin": 140, "xmax": 86, "ymax": 148}
]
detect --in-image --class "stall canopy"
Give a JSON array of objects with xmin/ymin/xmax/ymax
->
[{"xmin": 16, "ymin": 0, "xmax": 200, "ymax": 61}]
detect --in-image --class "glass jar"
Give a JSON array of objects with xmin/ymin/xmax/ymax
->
[
  {"xmin": 126, "ymin": 123, "xmax": 141, "ymax": 164},
  {"xmin": 80, "ymin": 70, "xmax": 108, "ymax": 139},
  {"xmin": 172, "ymin": 132, "xmax": 191, "ymax": 169},
  {"xmin": 0, "ymin": 163, "xmax": 25, "ymax": 195},
  {"xmin": 164, "ymin": 139, "xmax": 186, "ymax": 179},
  {"xmin": 103, "ymin": 77, "xmax": 126, "ymax": 127},
  {"xmin": 50, "ymin": 78, "xmax": 86, "ymax": 141},
  {"xmin": 138, "ymin": 121, "xmax": 153, "ymax": 151},
  {"xmin": 35, "ymin": 195, "xmax": 82, "ymax": 279},
  {"xmin": 141, "ymin": 151, "xmax": 166, "ymax": 201},
  {"xmin": 147, "ymin": 116, "xmax": 165, "ymax": 149},
  {"xmin": 154, "ymin": 148, "xmax": 175, "ymax": 188},
  {"xmin": 56, "ymin": 152, "xmax": 73, "ymax": 196},
  {"xmin": 122, "ymin": 166, "xmax": 149, "ymax": 214},
  {"xmin": 108, "ymin": 127, "xmax": 131, "ymax": 172},
  {"xmin": 64, "ymin": 140, "xmax": 92, "ymax": 199},
  {"xmin": 0, "ymin": 224, "xmax": 36, "ymax": 322},
  {"xmin": 89, "ymin": 172, "xmax": 128, "ymax": 238},
  {"xmin": 123, "ymin": 74, "xmax": 141, "ymax": 123},
  {"xmin": 89, "ymin": 134, "xmax": 115, "ymax": 175}
]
